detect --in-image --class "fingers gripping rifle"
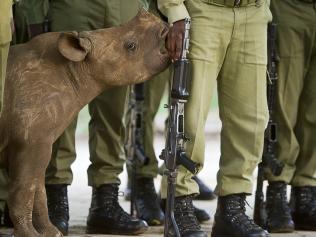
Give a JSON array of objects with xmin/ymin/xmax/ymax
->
[
  {"xmin": 254, "ymin": 23, "xmax": 284, "ymax": 228},
  {"xmin": 160, "ymin": 18, "xmax": 200, "ymax": 237},
  {"xmin": 125, "ymin": 83, "xmax": 149, "ymax": 216}
]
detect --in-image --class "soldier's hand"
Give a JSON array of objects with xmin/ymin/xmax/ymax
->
[{"xmin": 166, "ymin": 20, "xmax": 185, "ymax": 62}]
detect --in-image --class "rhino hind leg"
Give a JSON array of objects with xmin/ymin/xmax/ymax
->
[{"xmin": 33, "ymin": 182, "xmax": 63, "ymax": 237}]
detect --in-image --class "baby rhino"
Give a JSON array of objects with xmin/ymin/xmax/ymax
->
[{"xmin": 0, "ymin": 9, "xmax": 169, "ymax": 237}]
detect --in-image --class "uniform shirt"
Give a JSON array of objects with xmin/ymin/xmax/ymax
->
[
  {"xmin": 158, "ymin": 0, "xmax": 190, "ymax": 23},
  {"xmin": 17, "ymin": 0, "xmax": 49, "ymax": 25},
  {"xmin": 0, "ymin": 0, "xmax": 13, "ymax": 44}
]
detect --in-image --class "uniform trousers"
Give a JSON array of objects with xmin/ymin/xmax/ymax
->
[
  {"xmin": 161, "ymin": 0, "xmax": 271, "ymax": 198},
  {"xmin": 266, "ymin": 0, "xmax": 316, "ymax": 186}
]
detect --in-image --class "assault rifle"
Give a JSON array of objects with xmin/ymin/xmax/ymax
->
[
  {"xmin": 160, "ymin": 18, "xmax": 200, "ymax": 237},
  {"xmin": 254, "ymin": 23, "xmax": 284, "ymax": 228},
  {"xmin": 125, "ymin": 83, "xmax": 149, "ymax": 216}
]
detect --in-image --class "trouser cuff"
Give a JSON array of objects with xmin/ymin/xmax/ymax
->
[
  {"xmin": 88, "ymin": 177, "xmax": 121, "ymax": 188},
  {"xmin": 215, "ymin": 180, "xmax": 253, "ymax": 197},
  {"xmin": 265, "ymin": 163, "xmax": 295, "ymax": 184}
]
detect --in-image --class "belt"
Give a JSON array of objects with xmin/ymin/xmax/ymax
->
[
  {"xmin": 203, "ymin": 0, "xmax": 260, "ymax": 7},
  {"xmin": 297, "ymin": 0, "xmax": 314, "ymax": 2},
  {"xmin": 296, "ymin": 0, "xmax": 316, "ymax": 10},
  {"xmin": 29, "ymin": 20, "xmax": 51, "ymax": 38}
]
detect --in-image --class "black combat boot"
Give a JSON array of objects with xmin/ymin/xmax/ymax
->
[
  {"xmin": 161, "ymin": 198, "xmax": 210, "ymax": 224},
  {"xmin": 212, "ymin": 194, "xmax": 269, "ymax": 237},
  {"xmin": 290, "ymin": 186, "xmax": 316, "ymax": 231},
  {"xmin": 134, "ymin": 177, "xmax": 164, "ymax": 226},
  {"xmin": 192, "ymin": 176, "xmax": 216, "ymax": 200},
  {"xmin": 0, "ymin": 209, "xmax": 2, "ymax": 226},
  {"xmin": 46, "ymin": 184, "xmax": 69, "ymax": 235},
  {"xmin": 3, "ymin": 205, "xmax": 13, "ymax": 228},
  {"xmin": 86, "ymin": 184, "xmax": 148, "ymax": 235},
  {"xmin": 194, "ymin": 206, "xmax": 211, "ymax": 223},
  {"xmin": 167, "ymin": 195, "xmax": 207, "ymax": 237},
  {"xmin": 0, "ymin": 208, "xmax": 14, "ymax": 237},
  {"xmin": 265, "ymin": 182, "xmax": 294, "ymax": 233}
]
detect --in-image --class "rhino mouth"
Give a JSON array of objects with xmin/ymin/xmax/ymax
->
[{"xmin": 160, "ymin": 43, "xmax": 168, "ymax": 55}]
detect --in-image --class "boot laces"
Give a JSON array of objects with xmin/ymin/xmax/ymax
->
[
  {"xmin": 137, "ymin": 179, "xmax": 161, "ymax": 212},
  {"xmin": 174, "ymin": 196, "xmax": 201, "ymax": 234},
  {"xmin": 226, "ymin": 196, "xmax": 262, "ymax": 233},
  {"xmin": 298, "ymin": 187, "xmax": 316, "ymax": 216},
  {"xmin": 267, "ymin": 183, "xmax": 291, "ymax": 217},
  {"xmin": 98, "ymin": 186, "xmax": 133, "ymax": 223}
]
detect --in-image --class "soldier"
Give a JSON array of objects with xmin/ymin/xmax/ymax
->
[
  {"xmin": 44, "ymin": 0, "xmax": 159, "ymax": 235},
  {"xmin": 125, "ymin": 0, "xmax": 213, "ymax": 225},
  {"xmin": 158, "ymin": 0, "xmax": 272, "ymax": 236},
  {"xmin": 264, "ymin": 0, "xmax": 316, "ymax": 233},
  {"xmin": 0, "ymin": 0, "xmax": 13, "ymax": 227}
]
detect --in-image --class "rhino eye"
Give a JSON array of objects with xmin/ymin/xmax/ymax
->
[{"xmin": 125, "ymin": 41, "xmax": 138, "ymax": 52}]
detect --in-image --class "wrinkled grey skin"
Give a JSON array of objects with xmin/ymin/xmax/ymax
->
[{"xmin": 0, "ymin": 9, "xmax": 169, "ymax": 237}]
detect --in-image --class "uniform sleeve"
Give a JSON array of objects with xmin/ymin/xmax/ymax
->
[
  {"xmin": 157, "ymin": 0, "xmax": 190, "ymax": 24},
  {"xmin": 0, "ymin": 0, "xmax": 13, "ymax": 44},
  {"xmin": 139, "ymin": 0, "xmax": 150, "ymax": 10}
]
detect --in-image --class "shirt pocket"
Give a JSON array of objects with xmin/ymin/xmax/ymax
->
[{"xmin": 243, "ymin": 4, "xmax": 270, "ymax": 65}]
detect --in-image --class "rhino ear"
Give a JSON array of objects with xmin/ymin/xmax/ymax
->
[{"xmin": 58, "ymin": 31, "xmax": 92, "ymax": 62}]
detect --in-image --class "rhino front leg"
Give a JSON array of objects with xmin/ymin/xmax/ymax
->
[
  {"xmin": 8, "ymin": 176, "xmax": 41, "ymax": 237},
  {"xmin": 7, "ymin": 142, "xmax": 52, "ymax": 237},
  {"xmin": 33, "ymin": 181, "xmax": 63, "ymax": 237}
]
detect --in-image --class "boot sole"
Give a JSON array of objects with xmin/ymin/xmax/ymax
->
[
  {"xmin": 211, "ymin": 228, "xmax": 231, "ymax": 237},
  {"xmin": 268, "ymin": 223, "xmax": 295, "ymax": 233},
  {"xmin": 269, "ymin": 227, "xmax": 294, "ymax": 233},
  {"xmin": 295, "ymin": 224, "xmax": 316, "ymax": 231},
  {"xmin": 211, "ymin": 228, "xmax": 270, "ymax": 237},
  {"xmin": 147, "ymin": 219, "xmax": 164, "ymax": 226},
  {"xmin": 86, "ymin": 225, "xmax": 148, "ymax": 235},
  {"xmin": 211, "ymin": 233, "xmax": 231, "ymax": 237},
  {"xmin": 212, "ymin": 233, "xmax": 269, "ymax": 237}
]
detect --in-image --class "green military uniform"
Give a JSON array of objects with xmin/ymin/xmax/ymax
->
[
  {"xmin": 45, "ymin": 0, "xmax": 141, "ymax": 187},
  {"xmin": 139, "ymin": 70, "xmax": 168, "ymax": 177},
  {"xmin": 0, "ymin": 0, "xmax": 13, "ymax": 213},
  {"xmin": 158, "ymin": 0, "xmax": 272, "ymax": 198},
  {"xmin": 266, "ymin": 0, "xmax": 316, "ymax": 186},
  {"xmin": 11, "ymin": 0, "xmax": 49, "ymax": 44}
]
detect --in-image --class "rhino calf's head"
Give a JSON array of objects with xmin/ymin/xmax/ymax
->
[{"xmin": 57, "ymin": 9, "xmax": 170, "ymax": 87}]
